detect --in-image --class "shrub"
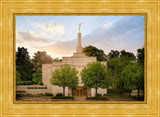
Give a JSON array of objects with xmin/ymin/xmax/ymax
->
[
  {"xmin": 39, "ymin": 93, "xmax": 44, "ymax": 96},
  {"xmin": 25, "ymin": 94, "xmax": 43, "ymax": 97},
  {"xmin": 56, "ymin": 93, "xmax": 63, "ymax": 96},
  {"xmin": 16, "ymin": 81, "xmax": 33, "ymax": 85},
  {"xmin": 52, "ymin": 96, "xmax": 75, "ymax": 99},
  {"xmin": 103, "ymin": 94, "xmax": 108, "ymax": 96},
  {"xmin": 87, "ymin": 96, "xmax": 106, "ymax": 99},
  {"xmin": 96, "ymin": 94, "xmax": 102, "ymax": 97},
  {"xmin": 45, "ymin": 93, "xmax": 53, "ymax": 96},
  {"xmin": 27, "ymin": 87, "xmax": 47, "ymax": 89},
  {"xmin": 16, "ymin": 90, "xmax": 26, "ymax": 93},
  {"xmin": 107, "ymin": 89, "xmax": 131, "ymax": 94},
  {"xmin": 16, "ymin": 94, "xmax": 26, "ymax": 97}
]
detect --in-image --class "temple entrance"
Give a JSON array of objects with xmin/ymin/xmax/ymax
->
[{"xmin": 72, "ymin": 87, "xmax": 87, "ymax": 97}]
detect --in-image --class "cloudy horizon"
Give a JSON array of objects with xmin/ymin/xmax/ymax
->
[{"xmin": 16, "ymin": 16, "xmax": 144, "ymax": 59}]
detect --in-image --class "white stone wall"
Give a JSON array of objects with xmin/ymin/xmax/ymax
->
[
  {"xmin": 91, "ymin": 88, "xmax": 107, "ymax": 97},
  {"xmin": 51, "ymin": 86, "xmax": 68, "ymax": 96},
  {"xmin": 97, "ymin": 88, "xmax": 107, "ymax": 96}
]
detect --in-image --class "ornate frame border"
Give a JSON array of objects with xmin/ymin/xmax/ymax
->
[{"xmin": 0, "ymin": 0, "xmax": 159, "ymax": 116}]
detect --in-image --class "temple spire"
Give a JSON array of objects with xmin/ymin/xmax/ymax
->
[{"xmin": 76, "ymin": 24, "xmax": 83, "ymax": 53}]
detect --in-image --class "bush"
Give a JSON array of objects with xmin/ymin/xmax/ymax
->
[
  {"xmin": 16, "ymin": 81, "xmax": 33, "ymax": 85},
  {"xmin": 16, "ymin": 94, "xmax": 26, "ymax": 97},
  {"xmin": 86, "ymin": 97, "xmax": 107, "ymax": 100},
  {"xmin": 45, "ymin": 93, "xmax": 53, "ymax": 96},
  {"xmin": 107, "ymin": 89, "xmax": 131, "ymax": 94},
  {"xmin": 56, "ymin": 93, "xmax": 63, "ymax": 96},
  {"xmin": 96, "ymin": 94, "xmax": 102, "ymax": 97},
  {"xmin": 103, "ymin": 94, "xmax": 108, "ymax": 96},
  {"xmin": 16, "ymin": 90, "xmax": 26, "ymax": 93},
  {"xmin": 27, "ymin": 87, "xmax": 47, "ymax": 89},
  {"xmin": 52, "ymin": 96, "xmax": 75, "ymax": 99},
  {"xmin": 26, "ymin": 94, "xmax": 44, "ymax": 97},
  {"xmin": 40, "ymin": 82, "xmax": 43, "ymax": 85}
]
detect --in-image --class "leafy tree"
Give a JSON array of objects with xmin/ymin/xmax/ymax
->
[
  {"xmin": 81, "ymin": 61, "xmax": 106, "ymax": 96},
  {"xmin": 101, "ymin": 69, "xmax": 113, "ymax": 93},
  {"xmin": 32, "ymin": 68, "xmax": 42, "ymax": 84},
  {"xmin": 16, "ymin": 70, "xmax": 21, "ymax": 89},
  {"xmin": 122, "ymin": 63, "xmax": 144, "ymax": 97},
  {"xmin": 16, "ymin": 70, "xmax": 21, "ymax": 82},
  {"xmin": 106, "ymin": 50, "xmax": 136, "ymax": 89},
  {"xmin": 32, "ymin": 51, "xmax": 53, "ymax": 69},
  {"xmin": 107, "ymin": 50, "xmax": 120, "ymax": 59},
  {"xmin": 16, "ymin": 47, "xmax": 34, "ymax": 81},
  {"xmin": 137, "ymin": 47, "xmax": 144, "ymax": 66},
  {"xmin": 53, "ymin": 58, "xmax": 62, "ymax": 61},
  {"xmin": 137, "ymin": 47, "xmax": 144, "ymax": 97},
  {"xmin": 83, "ymin": 45, "xmax": 107, "ymax": 61},
  {"xmin": 50, "ymin": 64, "xmax": 79, "ymax": 96}
]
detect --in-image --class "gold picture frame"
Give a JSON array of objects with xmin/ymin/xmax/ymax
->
[{"xmin": 0, "ymin": 0, "xmax": 160, "ymax": 116}]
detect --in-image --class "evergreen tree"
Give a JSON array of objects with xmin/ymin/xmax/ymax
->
[{"xmin": 16, "ymin": 47, "xmax": 34, "ymax": 81}]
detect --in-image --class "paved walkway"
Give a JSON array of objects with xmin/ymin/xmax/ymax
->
[{"xmin": 74, "ymin": 96, "xmax": 86, "ymax": 101}]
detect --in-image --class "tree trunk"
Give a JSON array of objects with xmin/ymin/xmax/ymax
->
[
  {"xmin": 138, "ymin": 88, "xmax": 139, "ymax": 97},
  {"xmin": 63, "ymin": 86, "xmax": 65, "ymax": 96},
  {"xmin": 128, "ymin": 90, "xmax": 131, "ymax": 96},
  {"xmin": 96, "ymin": 88, "xmax": 97, "ymax": 96}
]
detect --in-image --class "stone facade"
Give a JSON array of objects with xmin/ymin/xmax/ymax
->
[{"xmin": 42, "ymin": 31, "xmax": 107, "ymax": 97}]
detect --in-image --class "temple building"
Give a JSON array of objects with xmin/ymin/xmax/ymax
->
[{"xmin": 42, "ymin": 25, "xmax": 107, "ymax": 97}]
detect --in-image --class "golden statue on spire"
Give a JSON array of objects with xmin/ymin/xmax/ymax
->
[{"xmin": 79, "ymin": 23, "xmax": 82, "ymax": 31}]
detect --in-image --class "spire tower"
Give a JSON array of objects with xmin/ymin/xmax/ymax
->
[{"xmin": 76, "ymin": 24, "xmax": 83, "ymax": 53}]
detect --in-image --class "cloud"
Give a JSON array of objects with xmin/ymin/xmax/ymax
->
[
  {"xmin": 32, "ymin": 40, "xmax": 76, "ymax": 58},
  {"xmin": 17, "ymin": 30, "xmax": 50, "ymax": 43},
  {"xmin": 37, "ymin": 21, "xmax": 65, "ymax": 35}
]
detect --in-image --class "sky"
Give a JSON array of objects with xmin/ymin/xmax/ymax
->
[{"xmin": 16, "ymin": 16, "xmax": 144, "ymax": 59}]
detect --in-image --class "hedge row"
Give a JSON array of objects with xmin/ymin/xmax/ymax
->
[
  {"xmin": 16, "ymin": 81, "xmax": 44, "ymax": 85},
  {"xmin": 86, "ymin": 97, "xmax": 107, "ymax": 100},
  {"xmin": 16, "ymin": 93, "xmax": 53, "ymax": 97},
  {"xmin": 16, "ymin": 81, "xmax": 33, "ymax": 85},
  {"xmin": 107, "ymin": 89, "xmax": 131, "ymax": 94},
  {"xmin": 27, "ymin": 87, "xmax": 47, "ymax": 89},
  {"xmin": 52, "ymin": 96, "xmax": 75, "ymax": 99}
]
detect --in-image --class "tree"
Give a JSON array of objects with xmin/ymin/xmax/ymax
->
[
  {"xmin": 137, "ymin": 47, "xmax": 144, "ymax": 97},
  {"xmin": 16, "ymin": 70, "xmax": 21, "ymax": 89},
  {"xmin": 50, "ymin": 64, "xmax": 79, "ymax": 96},
  {"xmin": 106, "ymin": 50, "xmax": 136, "ymax": 89},
  {"xmin": 16, "ymin": 47, "xmax": 34, "ymax": 81},
  {"xmin": 107, "ymin": 50, "xmax": 120, "ymax": 59},
  {"xmin": 101, "ymin": 69, "xmax": 113, "ymax": 93},
  {"xmin": 83, "ymin": 45, "xmax": 107, "ymax": 61},
  {"xmin": 32, "ymin": 68, "xmax": 42, "ymax": 84},
  {"xmin": 122, "ymin": 63, "xmax": 144, "ymax": 97},
  {"xmin": 137, "ymin": 47, "xmax": 144, "ymax": 66},
  {"xmin": 32, "ymin": 51, "xmax": 53, "ymax": 69},
  {"xmin": 81, "ymin": 61, "xmax": 106, "ymax": 96}
]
